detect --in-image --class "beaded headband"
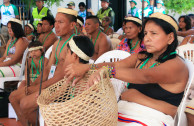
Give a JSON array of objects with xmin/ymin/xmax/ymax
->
[
  {"xmin": 9, "ymin": 18, "xmax": 23, "ymax": 26},
  {"xmin": 125, "ymin": 17, "xmax": 142, "ymax": 25},
  {"xmin": 150, "ymin": 12, "xmax": 179, "ymax": 31},
  {"xmin": 57, "ymin": 8, "xmax": 78, "ymax": 17},
  {"xmin": 77, "ymin": 19, "xmax": 83, "ymax": 26},
  {"xmin": 69, "ymin": 38, "xmax": 91, "ymax": 61},
  {"xmin": 28, "ymin": 46, "xmax": 43, "ymax": 52},
  {"xmin": 26, "ymin": 24, "xmax": 34, "ymax": 31}
]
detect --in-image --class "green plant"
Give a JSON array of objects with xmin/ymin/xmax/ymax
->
[
  {"xmin": 22, "ymin": 0, "xmax": 63, "ymax": 8},
  {"xmin": 163, "ymin": 0, "xmax": 194, "ymax": 14}
]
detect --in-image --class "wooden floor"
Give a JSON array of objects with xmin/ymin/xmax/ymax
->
[{"xmin": 0, "ymin": 118, "xmax": 22, "ymax": 126}]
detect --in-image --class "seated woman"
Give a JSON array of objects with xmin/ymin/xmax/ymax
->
[
  {"xmin": 117, "ymin": 17, "xmax": 145, "ymax": 54},
  {"xmin": 0, "ymin": 18, "xmax": 28, "ymax": 77},
  {"xmin": 178, "ymin": 15, "xmax": 192, "ymax": 32},
  {"xmin": 24, "ymin": 24, "xmax": 35, "ymax": 42},
  {"xmin": 64, "ymin": 13, "xmax": 189, "ymax": 126},
  {"xmin": 18, "ymin": 41, "xmax": 48, "ymax": 89},
  {"xmin": 179, "ymin": 35, "xmax": 194, "ymax": 46}
]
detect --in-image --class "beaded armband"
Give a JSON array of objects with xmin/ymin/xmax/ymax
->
[
  {"xmin": 102, "ymin": 65, "xmax": 116, "ymax": 78},
  {"xmin": 89, "ymin": 64, "xmax": 98, "ymax": 70}
]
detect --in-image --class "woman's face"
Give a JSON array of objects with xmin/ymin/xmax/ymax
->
[
  {"xmin": 124, "ymin": 22, "xmax": 141, "ymax": 39},
  {"xmin": 37, "ymin": 24, "xmax": 42, "ymax": 34},
  {"xmin": 179, "ymin": 17, "xmax": 186, "ymax": 30},
  {"xmin": 24, "ymin": 26, "xmax": 32, "ymax": 35},
  {"xmin": 7, "ymin": 23, "xmax": 14, "ymax": 37},
  {"xmin": 29, "ymin": 49, "xmax": 42, "ymax": 59},
  {"xmin": 144, "ymin": 21, "xmax": 173, "ymax": 55}
]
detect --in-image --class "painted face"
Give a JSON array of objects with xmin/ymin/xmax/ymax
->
[
  {"xmin": 42, "ymin": 20, "xmax": 52, "ymax": 33},
  {"xmin": 179, "ymin": 17, "xmax": 186, "ymax": 30},
  {"xmin": 144, "ymin": 21, "xmax": 173, "ymax": 55},
  {"xmin": 7, "ymin": 23, "xmax": 14, "ymax": 37},
  {"xmin": 85, "ymin": 19, "xmax": 99, "ymax": 34},
  {"xmin": 101, "ymin": 1, "xmax": 109, "ymax": 9},
  {"xmin": 55, "ymin": 13, "xmax": 74, "ymax": 36},
  {"xmin": 124, "ymin": 22, "xmax": 141, "ymax": 39},
  {"xmin": 24, "ymin": 26, "xmax": 33, "ymax": 35},
  {"xmin": 29, "ymin": 49, "xmax": 42, "ymax": 59},
  {"xmin": 37, "ymin": 24, "xmax": 42, "ymax": 34}
]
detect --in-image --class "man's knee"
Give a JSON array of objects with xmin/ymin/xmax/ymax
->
[
  {"xmin": 20, "ymin": 96, "xmax": 37, "ymax": 115},
  {"xmin": 9, "ymin": 90, "xmax": 19, "ymax": 103}
]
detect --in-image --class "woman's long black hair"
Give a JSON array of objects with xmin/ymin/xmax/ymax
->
[
  {"xmin": 8, "ymin": 21, "xmax": 25, "ymax": 38},
  {"xmin": 178, "ymin": 15, "xmax": 191, "ymax": 31}
]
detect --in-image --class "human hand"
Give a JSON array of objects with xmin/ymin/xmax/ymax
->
[{"xmin": 64, "ymin": 63, "xmax": 90, "ymax": 86}]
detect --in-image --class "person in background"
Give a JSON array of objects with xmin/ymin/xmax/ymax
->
[
  {"xmin": 67, "ymin": 1, "xmax": 75, "ymax": 10},
  {"xmin": 0, "ymin": 18, "xmax": 28, "ymax": 77},
  {"xmin": 75, "ymin": 16, "xmax": 85, "ymax": 35},
  {"xmin": 128, "ymin": 0, "xmax": 139, "ymax": 17},
  {"xmin": 178, "ymin": 15, "xmax": 191, "ymax": 32},
  {"xmin": 38, "ymin": 16, "xmax": 57, "ymax": 51},
  {"xmin": 85, "ymin": 16, "xmax": 111, "ymax": 61},
  {"xmin": 78, "ymin": 2, "xmax": 86, "ymax": 23},
  {"xmin": 102, "ymin": 16, "xmax": 113, "ymax": 35},
  {"xmin": 35, "ymin": 21, "xmax": 43, "ymax": 40},
  {"xmin": 117, "ymin": 21, "xmax": 125, "ymax": 36},
  {"xmin": 136, "ymin": 0, "xmax": 152, "ymax": 19},
  {"xmin": 188, "ymin": 14, "xmax": 194, "ymax": 28},
  {"xmin": 147, "ymin": 0, "xmax": 154, "ymax": 11},
  {"xmin": 88, "ymin": 0, "xmax": 115, "ymax": 27},
  {"xmin": 179, "ymin": 35, "xmax": 194, "ymax": 46},
  {"xmin": 31, "ymin": 0, "xmax": 53, "ymax": 32},
  {"xmin": 117, "ymin": 17, "xmax": 145, "ymax": 54},
  {"xmin": 154, "ymin": 0, "xmax": 165, "ymax": 14},
  {"xmin": 24, "ymin": 24, "xmax": 35, "ymax": 42},
  {"xmin": 0, "ymin": 0, "xmax": 19, "ymax": 43}
]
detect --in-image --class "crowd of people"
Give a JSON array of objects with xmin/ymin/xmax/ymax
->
[{"xmin": 0, "ymin": 0, "xmax": 193, "ymax": 126}]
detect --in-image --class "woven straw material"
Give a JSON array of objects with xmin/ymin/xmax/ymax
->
[{"xmin": 37, "ymin": 70, "xmax": 118, "ymax": 126}]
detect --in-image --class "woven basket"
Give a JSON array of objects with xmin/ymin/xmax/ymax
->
[{"xmin": 37, "ymin": 70, "xmax": 118, "ymax": 126}]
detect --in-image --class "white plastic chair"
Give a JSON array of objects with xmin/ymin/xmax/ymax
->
[
  {"xmin": 177, "ymin": 44, "xmax": 194, "ymax": 63},
  {"xmin": 0, "ymin": 48, "xmax": 28, "ymax": 89},
  {"xmin": 95, "ymin": 50, "xmax": 131, "ymax": 101},
  {"xmin": 45, "ymin": 45, "xmax": 53, "ymax": 59},
  {"xmin": 174, "ymin": 59, "xmax": 194, "ymax": 126}
]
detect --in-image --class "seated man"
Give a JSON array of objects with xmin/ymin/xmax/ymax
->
[
  {"xmin": 24, "ymin": 24, "xmax": 35, "ymax": 42},
  {"xmin": 35, "ymin": 21, "xmax": 43, "ymax": 40},
  {"xmin": 85, "ymin": 16, "xmax": 112, "ymax": 61},
  {"xmin": 38, "ymin": 16, "xmax": 58, "ymax": 51},
  {"xmin": 75, "ymin": 16, "xmax": 85, "ymax": 35},
  {"xmin": 102, "ymin": 16, "xmax": 114, "ymax": 35},
  {"xmin": 9, "ymin": 8, "xmax": 78, "ymax": 126}
]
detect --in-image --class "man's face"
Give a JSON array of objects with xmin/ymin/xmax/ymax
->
[
  {"xmin": 68, "ymin": 5, "xmax": 75, "ymax": 9},
  {"xmin": 36, "ymin": 1, "xmax": 44, "ymax": 9},
  {"xmin": 55, "ymin": 13, "xmax": 74, "ymax": 36},
  {"xmin": 37, "ymin": 24, "xmax": 42, "ymax": 34},
  {"xmin": 101, "ymin": 1, "xmax": 109, "ymax": 9},
  {"xmin": 79, "ymin": 6, "xmax": 85, "ymax": 12},
  {"xmin": 42, "ymin": 20, "xmax": 52, "ymax": 33},
  {"xmin": 3, "ymin": 0, "xmax": 10, "ymax": 4},
  {"xmin": 85, "ymin": 19, "xmax": 99, "ymax": 34}
]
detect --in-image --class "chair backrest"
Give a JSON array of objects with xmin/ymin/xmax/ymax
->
[
  {"xmin": 95, "ymin": 50, "xmax": 130, "ymax": 64},
  {"xmin": 45, "ymin": 45, "xmax": 53, "ymax": 59},
  {"xmin": 18, "ymin": 48, "xmax": 28, "ymax": 80},
  {"xmin": 177, "ymin": 44, "xmax": 194, "ymax": 63},
  {"xmin": 95, "ymin": 50, "xmax": 131, "ymax": 101},
  {"xmin": 174, "ymin": 59, "xmax": 194, "ymax": 126}
]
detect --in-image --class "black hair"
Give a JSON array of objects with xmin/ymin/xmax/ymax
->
[
  {"xmin": 178, "ymin": 15, "xmax": 191, "ymax": 31},
  {"xmin": 79, "ymin": 2, "xmax": 86, "ymax": 8},
  {"xmin": 42, "ymin": 16, "xmax": 55, "ymax": 26},
  {"xmin": 28, "ymin": 41, "xmax": 44, "ymax": 55},
  {"xmin": 8, "ymin": 21, "xmax": 25, "ymax": 38},
  {"xmin": 77, "ymin": 16, "xmax": 84, "ymax": 26},
  {"xmin": 67, "ymin": 36, "xmax": 94, "ymax": 64},
  {"xmin": 86, "ymin": 16, "xmax": 100, "ymax": 24},
  {"xmin": 140, "ymin": 15, "xmax": 178, "ymax": 63},
  {"xmin": 124, "ymin": 17, "xmax": 144, "ymax": 49}
]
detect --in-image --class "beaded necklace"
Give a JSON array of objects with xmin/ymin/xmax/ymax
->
[
  {"xmin": 42, "ymin": 31, "xmax": 53, "ymax": 45},
  {"xmin": 31, "ymin": 56, "xmax": 43, "ymax": 81},
  {"xmin": 55, "ymin": 34, "xmax": 75, "ymax": 65},
  {"xmin": 7, "ymin": 38, "xmax": 17, "ymax": 56},
  {"xmin": 91, "ymin": 30, "xmax": 101, "ymax": 46}
]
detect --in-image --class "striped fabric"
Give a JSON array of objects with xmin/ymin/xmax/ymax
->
[{"xmin": 0, "ymin": 63, "xmax": 21, "ymax": 77}]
